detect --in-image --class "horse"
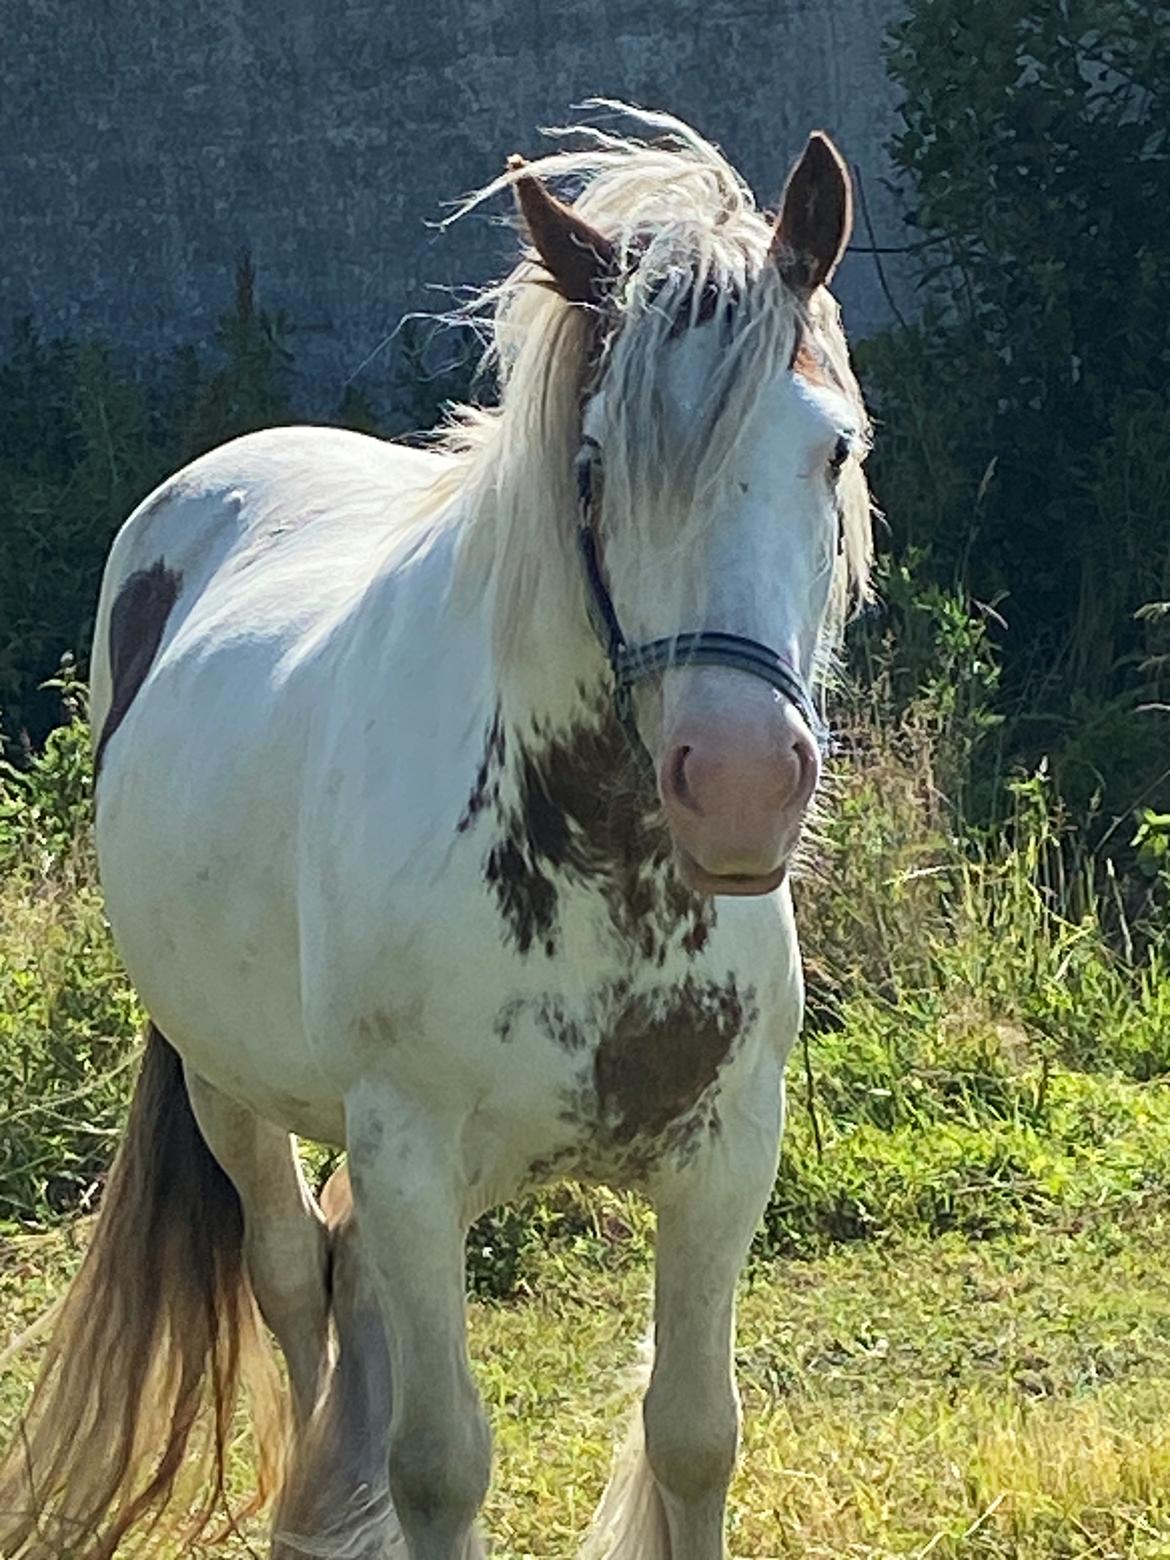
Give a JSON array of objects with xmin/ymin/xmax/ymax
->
[{"xmin": 0, "ymin": 103, "xmax": 873, "ymax": 1559}]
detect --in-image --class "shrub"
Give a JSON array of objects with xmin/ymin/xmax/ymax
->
[{"xmin": 857, "ymin": 0, "xmax": 1170, "ymax": 830}]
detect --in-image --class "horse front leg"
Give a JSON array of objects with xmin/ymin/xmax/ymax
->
[
  {"xmin": 346, "ymin": 1087, "xmax": 490, "ymax": 1560},
  {"xmin": 644, "ymin": 1066, "xmax": 785, "ymax": 1560}
]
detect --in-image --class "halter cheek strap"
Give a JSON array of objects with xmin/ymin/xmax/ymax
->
[{"xmin": 574, "ymin": 450, "xmax": 829, "ymax": 758}]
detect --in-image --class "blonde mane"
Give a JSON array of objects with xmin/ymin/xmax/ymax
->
[{"xmin": 413, "ymin": 102, "xmax": 873, "ymax": 668}]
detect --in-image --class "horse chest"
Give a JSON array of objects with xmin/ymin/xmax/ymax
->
[
  {"xmin": 484, "ymin": 962, "xmax": 763, "ymax": 1185},
  {"xmin": 417, "ymin": 707, "xmax": 785, "ymax": 1181}
]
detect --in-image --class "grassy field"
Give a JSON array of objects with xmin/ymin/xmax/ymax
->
[
  {"xmin": 9, "ymin": 1214, "xmax": 1170, "ymax": 1557},
  {"xmin": 6, "ymin": 693, "xmax": 1170, "ymax": 1556}
]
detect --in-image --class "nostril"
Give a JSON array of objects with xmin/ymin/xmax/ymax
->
[
  {"xmin": 791, "ymin": 735, "xmax": 820, "ymax": 802},
  {"xmin": 667, "ymin": 744, "xmax": 700, "ymax": 812},
  {"xmin": 672, "ymin": 744, "xmax": 692, "ymax": 801}
]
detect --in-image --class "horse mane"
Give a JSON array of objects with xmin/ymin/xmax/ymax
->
[{"xmin": 410, "ymin": 101, "xmax": 874, "ymax": 670}]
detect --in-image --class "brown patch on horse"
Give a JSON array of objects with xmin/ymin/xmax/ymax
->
[
  {"xmin": 0, "ymin": 1025, "xmax": 288, "ymax": 1559},
  {"xmin": 94, "ymin": 560, "xmax": 182, "ymax": 778},
  {"xmin": 593, "ymin": 978, "xmax": 752, "ymax": 1146},
  {"xmin": 790, "ymin": 327, "xmax": 836, "ymax": 387},
  {"xmin": 354, "ymin": 1008, "xmax": 400, "ymax": 1053},
  {"xmin": 493, "ymin": 991, "xmax": 590, "ymax": 1052},
  {"xmin": 457, "ymin": 708, "xmax": 506, "ymax": 833},
  {"xmin": 477, "ymin": 706, "xmax": 715, "ymax": 961},
  {"xmin": 509, "ymin": 977, "xmax": 755, "ymax": 1183}
]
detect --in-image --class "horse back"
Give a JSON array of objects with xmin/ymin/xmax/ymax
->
[{"xmin": 90, "ymin": 424, "xmax": 442, "ymax": 776}]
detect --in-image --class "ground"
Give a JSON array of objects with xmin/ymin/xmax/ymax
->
[{"xmin": 7, "ymin": 1212, "xmax": 1170, "ymax": 1558}]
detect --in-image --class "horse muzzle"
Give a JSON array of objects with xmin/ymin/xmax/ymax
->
[{"xmin": 657, "ymin": 700, "xmax": 820, "ymax": 896}]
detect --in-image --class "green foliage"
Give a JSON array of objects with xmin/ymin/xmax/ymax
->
[
  {"xmin": 1133, "ymin": 807, "xmax": 1170, "ymax": 891},
  {"xmin": 0, "ymin": 661, "xmax": 93, "ymax": 872},
  {"xmin": 859, "ymin": 0, "xmax": 1170, "ymax": 829},
  {"xmin": 764, "ymin": 610, "xmax": 1170, "ymax": 1260},
  {"xmin": 0, "ymin": 717, "xmax": 141, "ymax": 1220},
  {"xmin": 383, "ymin": 315, "xmax": 484, "ymax": 439},
  {"xmin": 1, "ymin": 254, "xmax": 296, "ymax": 747},
  {"xmin": 467, "ymin": 1188, "xmax": 653, "ymax": 1300}
]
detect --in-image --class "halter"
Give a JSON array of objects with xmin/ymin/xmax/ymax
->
[{"xmin": 574, "ymin": 437, "xmax": 828, "ymax": 759}]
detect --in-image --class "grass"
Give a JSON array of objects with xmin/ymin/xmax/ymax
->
[
  {"xmin": 10, "ymin": 1219, "xmax": 1170, "ymax": 1556},
  {"xmin": 478, "ymin": 1221, "xmax": 1170, "ymax": 1558}
]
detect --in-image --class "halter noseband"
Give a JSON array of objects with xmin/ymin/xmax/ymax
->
[{"xmin": 574, "ymin": 438, "xmax": 828, "ymax": 757}]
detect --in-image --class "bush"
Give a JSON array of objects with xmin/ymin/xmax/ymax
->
[
  {"xmin": 0, "ymin": 685, "xmax": 141, "ymax": 1221},
  {"xmin": 857, "ymin": 0, "xmax": 1170, "ymax": 830}
]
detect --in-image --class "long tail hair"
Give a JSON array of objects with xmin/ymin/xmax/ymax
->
[
  {"xmin": 578, "ymin": 1398, "xmax": 672, "ymax": 1560},
  {"xmin": 0, "ymin": 1025, "xmax": 289, "ymax": 1559}
]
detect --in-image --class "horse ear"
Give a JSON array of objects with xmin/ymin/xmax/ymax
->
[
  {"xmin": 769, "ymin": 132, "xmax": 852, "ymax": 297},
  {"xmin": 508, "ymin": 155, "xmax": 617, "ymax": 304}
]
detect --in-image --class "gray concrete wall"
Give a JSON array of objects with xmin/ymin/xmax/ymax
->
[{"xmin": 3, "ymin": 0, "xmax": 913, "ymax": 414}]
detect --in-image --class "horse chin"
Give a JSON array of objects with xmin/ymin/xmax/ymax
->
[{"xmin": 675, "ymin": 847, "xmax": 788, "ymax": 898}]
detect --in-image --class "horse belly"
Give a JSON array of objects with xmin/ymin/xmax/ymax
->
[
  {"xmin": 102, "ymin": 880, "xmax": 344, "ymax": 1143},
  {"xmin": 96, "ymin": 680, "xmax": 348, "ymax": 1141}
]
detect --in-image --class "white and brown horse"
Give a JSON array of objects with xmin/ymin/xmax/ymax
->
[{"xmin": 0, "ymin": 105, "xmax": 872, "ymax": 1559}]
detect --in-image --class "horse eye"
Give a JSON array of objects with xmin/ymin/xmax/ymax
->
[{"xmin": 828, "ymin": 435, "xmax": 851, "ymax": 476}]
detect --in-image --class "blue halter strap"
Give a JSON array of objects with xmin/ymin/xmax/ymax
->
[{"xmin": 574, "ymin": 442, "xmax": 828, "ymax": 756}]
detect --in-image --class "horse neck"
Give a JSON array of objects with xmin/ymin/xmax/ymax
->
[
  {"xmin": 450, "ymin": 469, "xmax": 702, "ymax": 954},
  {"xmin": 473, "ymin": 481, "xmax": 610, "ymax": 746},
  {"xmin": 498, "ymin": 623, "xmax": 607, "ymax": 747}
]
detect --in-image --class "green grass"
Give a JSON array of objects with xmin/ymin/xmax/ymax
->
[
  {"xmin": 11, "ymin": 1221, "xmax": 1170, "ymax": 1556},
  {"xmin": 479, "ymin": 1221, "xmax": 1170, "ymax": 1557}
]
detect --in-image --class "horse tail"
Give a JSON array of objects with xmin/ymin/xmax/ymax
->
[
  {"xmin": 0, "ymin": 1024, "xmax": 289, "ymax": 1560},
  {"xmin": 577, "ymin": 1358, "xmax": 672, "ymax": 1560}
]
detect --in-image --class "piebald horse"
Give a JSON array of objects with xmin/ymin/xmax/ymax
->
[{"xmin": 0, "ymin": 106, "xmax": 872, "ymax": 1559}]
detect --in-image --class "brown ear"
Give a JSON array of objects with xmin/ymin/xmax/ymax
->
[
  {"xmin": 508, "ymin": 155, "xmax": 616, "ymax": 304},
  {"xmin": 769, "ymin": 132, "xmax": 852, "ymax": 297}
]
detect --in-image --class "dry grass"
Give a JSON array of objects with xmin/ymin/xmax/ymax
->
[{"xmin": 8, "ymin": 1222, "xmax": 1170, "ymax": 1557}]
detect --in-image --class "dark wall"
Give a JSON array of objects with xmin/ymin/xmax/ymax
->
[{"xmin": 3, "ymin": 0, "xmax": 912, "ymax": 412}]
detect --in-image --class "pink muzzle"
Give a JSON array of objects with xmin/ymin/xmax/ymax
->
[{"xmin": 658, "ymin": 701, "xmax": 820, "ymax": 895}]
